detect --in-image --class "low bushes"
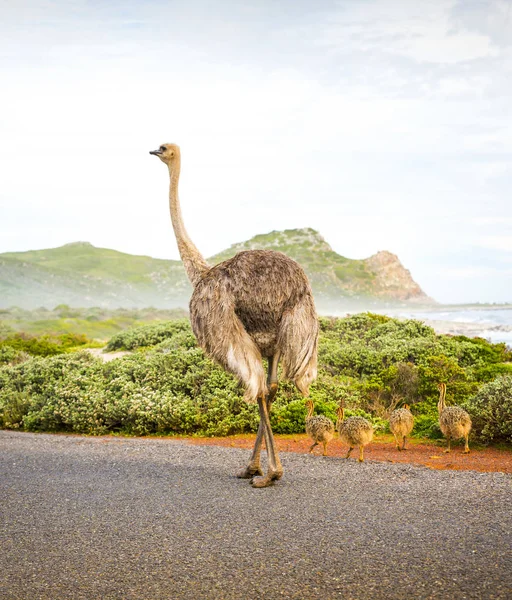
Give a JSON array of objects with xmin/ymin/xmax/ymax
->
[
  {"xmin": 463, "ymin": 375, "xmax": 512, "ymax": 443},
  {"xmin": 0, "ymin": 332, "xmax": 92, "ymax": 362},
  {"xmin": 0, "ymin": 314, "xmax": 510, "ymax": 441},
  {"xmin": 106, "ymin": 319, "xmax": 192, "ymax": 351}
]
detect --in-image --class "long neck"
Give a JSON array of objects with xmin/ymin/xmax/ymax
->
[
  {"xmin": 336, "ymin": 407, "xmax": 344, "ymax": 429},
  {"xmin": 306, "ymin": 402, "xmax": 314, "ymax": 420},
  {"xmin": 438, "ymin": 386, "xmax": 446, "ymax": 415},
  {"xmin": 168, "ymin": 156, "xmax": 209, "ymax": 287}
]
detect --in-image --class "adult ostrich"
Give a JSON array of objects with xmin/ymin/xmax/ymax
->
[{"xmin": 150, "ymin": 143, "xmax": 318, "ymax": 487}]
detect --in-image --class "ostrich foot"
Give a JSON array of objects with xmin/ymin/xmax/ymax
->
[
  {"xmin": 443, "ymin": 449, "xmax": 451, "ymax": 454},
  {"xmin": 250, "ymin": 476, "xmax": 275, "ymax": 488},
  {"xmin": 250, "ymin": 473, "xmax": 281, "ymax": 488},
  {"xmin": 396, "ymin": 446, "xmax": 402, "ymax": 451},
  {"xmin": 463, "ymin": 449, "xmax": 470, "ymax": 454},
  {"xmin": 237, "ymin": 465, "xmax": 263, "ymax": 479},
  {"xmin": 358, "ymin": 458, "xmax": 364, "ymax": 463},
  {"xmin": 250, "ymin": 469, "xmax": 282, "ymax": 488}
]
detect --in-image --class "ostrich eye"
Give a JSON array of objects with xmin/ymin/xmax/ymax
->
[{"xmin": 160, "ymin": 146, "xmax": 166, "ymax": 152}]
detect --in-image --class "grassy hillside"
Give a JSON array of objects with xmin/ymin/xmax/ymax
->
[
  {"xmin": 0, "ymin": 229, "xmax": 432, "ymax": 310},
  {"xmin": 0, "ymin": 242, "xmax": 190, "ymax": 309},
  {"xmin": 2, "ymin": 242, "xmax": 172, "ymax": 282},
  {"xmin": 211, "ymin": 228, "xmax": 376, "ymax": 305},
  {"xmin": 0, "ymin": 306, "xmax": 188, "ymax": 340}
]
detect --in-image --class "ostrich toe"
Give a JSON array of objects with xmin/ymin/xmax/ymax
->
[
  {"xmin": 237, "ymin": 466, "xmax": 263, "ymax": 479},
  {"xmin": 250, "ymin": 474, "xmax": 278, "ymax": 488}
]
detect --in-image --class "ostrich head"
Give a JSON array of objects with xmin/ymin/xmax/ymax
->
[{"xmin": 149, "ymin": 143, "xmax": 180, "ymax": 164}]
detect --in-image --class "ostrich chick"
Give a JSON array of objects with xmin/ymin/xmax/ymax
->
[
  {"xmin": 336, "ymin": 404, "xmax": 373, "ymax": 462},
  {"xmin": 305, "ymin": 399, "xmax": 335, "ymax": 456},
  {"xmin": 437, "ymin": 383, "xmax": 471, "ymax": 453},
  {"xmin": 389, "ymin": 404, "xmax": 414, "ymax": 451}
]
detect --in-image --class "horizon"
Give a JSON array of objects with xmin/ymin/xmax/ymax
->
[{"xmin": 1, "ymin": 0, "xmax": 511, "ymax": 304}]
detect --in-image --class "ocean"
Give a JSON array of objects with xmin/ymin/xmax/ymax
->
[{"xmin": 391, "ymin": 307, "xmax": 512, "ymax": 345}]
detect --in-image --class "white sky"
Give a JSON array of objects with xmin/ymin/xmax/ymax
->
[{"xmin": 1, "ymin": 0, "xmax": 511, "ymax": 303}]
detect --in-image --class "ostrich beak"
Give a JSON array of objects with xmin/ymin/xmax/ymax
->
[{"xmin": 149, "ymin": 149, "xmax": 163, "ymax": 156}]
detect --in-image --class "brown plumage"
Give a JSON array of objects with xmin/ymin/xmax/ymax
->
[
  {"xmin": 305, "ymin": 399, "xmax": 334, "ymax": 456},
  {"xmin": 437, "ymin": 383, "xmax": 471, "ymax": 453},
  {"xmin": 389, "ymin": 404, "xmax": 414, "ymax": 451},
  {"xmin": 150, "ymin": 143, "xmax": 319, "ymax": 488},
  {"xmin": 336, "ymin": 404, "xmax": 373, "ymax": 462}
]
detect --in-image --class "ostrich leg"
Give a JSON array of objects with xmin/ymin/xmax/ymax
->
[
  {"xmin": 237, "ymin": 419, "xmax": 265, "ymax": 479},
  {"xmin": 402, "ymin": 435, "xmax": 407, "ymax": 451},
  {"xmin": 251, "ymin": 395, "xmax": 283, "ymax": 487},
  {"xmin": 444, "ymin": 435, "xmax": 451, "ymax": 453},
  {"xmin": 266, "ymin": 352, "xmax": 280, "ymax": 404},
  {"xmin": 463, "ymin": 433, "xmax": 470, "ymax": 454},
  {"xmin": 237, "ymin": 354, "xmax": 280, "ymax": 480},
  {"xmin": 251, "ymin": 354, "xmax": 283, "ymax": 488}
]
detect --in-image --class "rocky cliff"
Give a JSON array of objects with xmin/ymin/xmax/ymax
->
[{"xmin": 364, "ymin": 250, "xmax": 432, "ymax": 302}]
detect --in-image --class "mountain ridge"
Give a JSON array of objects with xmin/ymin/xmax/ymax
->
[{"xmin": 0, "ymin": 228, "xmax": 434, "ymax": 310}]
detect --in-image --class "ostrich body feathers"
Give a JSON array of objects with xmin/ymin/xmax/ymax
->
[
  {"xmin": 389, "ymin": 407, "xmax": 414, "ymax": 439},
  {"xmin": 338, "ymin": 416, "xmax": 374, "ymax": 447},
  {"xmin": 439, "ymin": 407, "xmax": 472, "ymax": 440},
  {"xmin": 306, "ymin": 415, "xmax": 335, "ymax": 444},
  {"xmin": 190, "ymin": 249, "xmax": 318, "ymax": 402}
]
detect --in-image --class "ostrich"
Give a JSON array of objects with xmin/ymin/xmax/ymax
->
[
  {"xmin": 305, "ymin": 399, "xmax": 335, "ymax": 456},
  {"xmin": 437, "ymin": 383, "xmax": 471, "ymax": 454},
  {"xmin": 336, "ymin": 402, "xmax": 373, "ymax": 462},
  {"xmin": 150, "ymin": 143, "xmax": 318, "ymax": 487},
  {"xmin": 389, "ymin": 404, "xmax": 414, "ymax": 451}
]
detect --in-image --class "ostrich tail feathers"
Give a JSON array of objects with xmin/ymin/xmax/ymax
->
[
  {"xmin": 278, "ymin": 296, "xmax": 319, "ymax": 396},
  {"xmin": 190, "ymin": 287, "xmax": 266, "ymax": 403}
]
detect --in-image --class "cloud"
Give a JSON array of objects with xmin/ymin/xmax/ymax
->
[
  {"xmin": 315, "ymin": 0, "xmax": 499, "ymax": 64},
  {"xmin": 437, "ymin": 265, "xmax": 512, "ymax": 279},
  {"xmin": 478, "ymin": 236, "xmax": 512, "ymax": 252},
  {"xmin": 0, "ymin": 0, "xmax": 511, "ymax": 304},
  {"xmin": 471, "ymin": 217, "xmax": 512, "ymax": 225}
]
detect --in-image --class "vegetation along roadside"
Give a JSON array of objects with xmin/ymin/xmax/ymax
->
[{"xmin": 0, "ymin": 313, "xmax": 511, "ymax": 449}]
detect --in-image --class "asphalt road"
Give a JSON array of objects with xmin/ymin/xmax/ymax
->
[{"xmin": 1, "ymin": 431, "xmax": 511, "ymax": 600}]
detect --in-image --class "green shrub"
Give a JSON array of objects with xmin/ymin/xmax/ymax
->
[
  {"xmin": 412, "ymin": 414, "xmax": 443, "ymax": 439},
  {"xmin": 0, "ymin": 332, "xmax": 92, "ymax": 357},
  {"xmin": 0, "ymin": 391, "xmax": 31, "ymax": 428},
  {"xmin": 416, "ymin": 355, "xmax": 478, "ymax": 416},
  {"xmin": 1, "ymin": 314, "xmax": 510, "ymax": 441},
  {"xmin": 0, "ymin": 346, "xmax": 26, "ymax": 365},
  {"xmin": 472, "ymin": 363, "xmax": 512, "ymax": 383},
  {"xmin": 105, "ymin": 319, "xmax": 191, "ymax": 350},
  {"xmin": 463, "ymin": 375, "xmax": 512, "ymax": 443}
]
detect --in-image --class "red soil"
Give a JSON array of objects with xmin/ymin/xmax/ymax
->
[{"xmin": 188, "ymin": 433, "xmax": 512, "ymax": 474}]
